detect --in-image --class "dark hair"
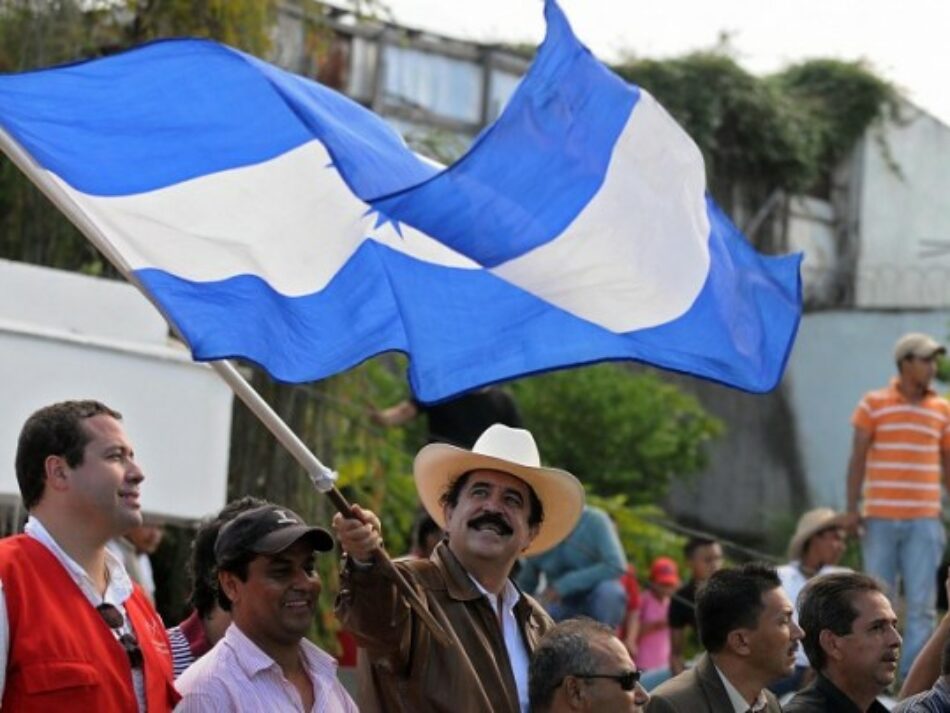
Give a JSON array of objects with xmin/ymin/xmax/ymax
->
[
  {"xmin": 684, "ymin": 536, "xmax": 718, "ymax": 559},
  {"xmin": 528, "ymin": 617, "xmax": 616, "ymax": 713},
  {"xmin": 15, "ymin": 400, "xmax": 121, "ymax": 510},
  {"xmin": 696, "ymin": 562, "xmax": 781, "ymax": 653},
  {"xmin": 439, "ymin": 471, "xmax": 544, "ymax": 528},
  {"xmin": 798, "ymin": 572, "xmax": 883, "ymax": 671},
  {"xmin": 412, "ymin": 512, "xmax": 442, "ymax": 553},
  {"xmin": 941, "ymin": 633, "xmax": 950, "ymax": 677},
  {"xmin": 189, "ymin": 496, "xmax": 268, "ymax": 617}
]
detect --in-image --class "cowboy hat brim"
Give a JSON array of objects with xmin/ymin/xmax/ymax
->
[
  {"xmin": 788, "ymin": 511, "xmax": 850, "ymax": 560},
  {"xmin": 414, "ymin": 443, "xmax": 585, "ymax": 556}
]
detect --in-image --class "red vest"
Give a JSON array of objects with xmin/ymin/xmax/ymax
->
[{"xmin": 0, "ymin": 534, "xmax": 180, "ymax": 712}]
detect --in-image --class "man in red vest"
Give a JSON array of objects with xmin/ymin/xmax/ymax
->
[{"xmin": 0, "ymin": 400, "xmax": 179, "ymax": 711}]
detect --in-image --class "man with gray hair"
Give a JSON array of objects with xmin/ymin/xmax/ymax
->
[
  {"xmin": 785, "ymin": 572, "xmax": 899, "ymax": 712},
  {"xmin": 529, "ymin": 618, "xmax": 649, "ymax": 713}
]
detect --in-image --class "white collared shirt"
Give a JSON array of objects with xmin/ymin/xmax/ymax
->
[
  {"xmin": 175, "ymin": 623, "xmax": 358, "ymax": 712},
  {"xmin": 715, "ymin": 663, "xmax": 768, "ymax": 713},
  {"xmin": 468, "ymin": 574, "xmax": 531, "ymax": 713},
  {"xmin": 0, "ymin": 516, "xmax": 146, "ymax": 711}
]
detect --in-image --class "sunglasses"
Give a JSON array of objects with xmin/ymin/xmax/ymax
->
[
  {"xmin": 97, "ymin": 603, "xmax": 144, "ymax": 669},
  {"xmin": 565, "ymin": 670, "xmax": 642, "ymax": 691}
]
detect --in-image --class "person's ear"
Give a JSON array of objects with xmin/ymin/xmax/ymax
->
[
  {"xmin": 726, "ymin": 628, "xmax": 753, "ymax": 656},
  {"xmin": 819, "ymin": 629, "xmax": 843, "ymax": 661},
  {"xmin": 219, "ymin": 570, "xmax": 241, "ymax": 607},
  {"xmin": 563, "ymin": 675, "xmax": 587, "ymax": 709},
  {"xmin": 44, "ymin": 455, "xmax": 69, "ymax": 493}
]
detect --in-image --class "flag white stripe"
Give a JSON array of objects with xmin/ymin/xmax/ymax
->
[
  {"xmin": 52, "ymin": 141, "xmax": 479, "ymax": 298},
  {"xmin": 492, "ymin": 91, "xmax": 710, "ymax": 332}
]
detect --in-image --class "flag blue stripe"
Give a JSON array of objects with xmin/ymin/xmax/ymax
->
[
  {"xmin": 0, "ymin": 40, "xmax": 436, "ymax": 198},
  {"xmin": 134, "ymin": 199, "xmax": 801, "ymax": 400},
  {"xmin": 371, "ymin": 0, "xmax": 639, "ymax": 267}
]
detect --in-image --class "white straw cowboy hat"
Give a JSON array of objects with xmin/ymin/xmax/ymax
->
[
  {"xmin": 787, "ymin": 507, "xmax": 849, "ymax": 560},
  {"xmin": 414, "ymin": 424, "xmax": 585, "ymax": 556}
]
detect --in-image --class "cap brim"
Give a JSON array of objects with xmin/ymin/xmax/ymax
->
[
  {"xmin": 414, "ymin": 443, "xmax": 585, "ymax": 556},
  {"xmin": 252, "ymin": 525, "xmax": 334, "ymax": 555}
]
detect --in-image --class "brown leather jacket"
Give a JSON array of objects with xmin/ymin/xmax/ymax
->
[{"xmin": 335, "ymin": 542, "xmax": 552, "ymax": 713}]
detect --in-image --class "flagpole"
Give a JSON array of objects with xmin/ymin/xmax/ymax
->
[{"xmin": 0, "ymin": 125, "xmax": 451, "ymax": 644}]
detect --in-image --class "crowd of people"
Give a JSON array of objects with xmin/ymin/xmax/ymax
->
[{"xmin": 2, "ymin": 329, "xmax": 950, "ymax": 712}]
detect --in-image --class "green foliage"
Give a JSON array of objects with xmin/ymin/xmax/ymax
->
[
  {"xmin": 511, "ymin": 365, "xmax": 723, "ymax": 501},
  {"xmin": 613, "ymin": 53, "xmax": 899, "ymax": 202},
  {"xmin": 772, "ymin": 59, "xmax": 899, "ymax": 174}
]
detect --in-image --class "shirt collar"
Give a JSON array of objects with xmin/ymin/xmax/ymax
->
[
  {"xmin": 24, "ymin": 515, "xmax": 133, "ymax": 605},
  {"xmin": 888, "ymin": 376, "xmax": 936, "ymax": 399},
  {"xmin": 226, "ymin": 622, "xmax": 339, "ymax": 681},
  {"xmin": 714, "ymin": 663, "xmax": 768, "ymax": 713},
  {"xmin": 468, "ymin": 572, "xmax": 519, "ymax": 616}
]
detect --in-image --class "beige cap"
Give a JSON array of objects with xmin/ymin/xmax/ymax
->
[{"xmin": 894, "ymin": 333, "xmax": 945, "ymax": 362}]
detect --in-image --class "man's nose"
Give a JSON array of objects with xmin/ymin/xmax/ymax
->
[
  {"xmin": 127, "ymin": 461, "xmax": 145, "ymax": 483},
  {"xmin": 792, "ymin": 620, "xmax": 805, "ymax": 640}
]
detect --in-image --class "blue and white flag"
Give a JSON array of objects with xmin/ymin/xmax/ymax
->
[{"xmin": 0, "ymin": 0, "xmax": 801, "ymax": 402}]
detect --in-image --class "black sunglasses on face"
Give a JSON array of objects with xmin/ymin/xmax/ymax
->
[
  {"xmin": 564, "ymin": 670, "xmax": 642, "ymax": 691},
  {"xmin": 97, "ymin": 603, "xmax": 144, "ymax": 669}
]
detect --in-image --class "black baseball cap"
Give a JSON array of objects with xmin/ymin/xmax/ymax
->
[{"xmin": 214, "ymin": 504, "xmax": 333, "ymax": 568}]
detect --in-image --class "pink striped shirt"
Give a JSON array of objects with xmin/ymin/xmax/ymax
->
[{"xmin": 174, "ymin": 623, "xmax": 357, "ymax": 712}]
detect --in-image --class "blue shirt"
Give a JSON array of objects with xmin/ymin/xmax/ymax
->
[{"xmin": 516, "ymin": 506, "xmax": 626, "ymax": 597}]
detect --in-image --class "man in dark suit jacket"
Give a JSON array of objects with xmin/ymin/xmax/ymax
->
[{"xmin": 647, "ymin": 563, "xmax": 801, "ymax": 712}]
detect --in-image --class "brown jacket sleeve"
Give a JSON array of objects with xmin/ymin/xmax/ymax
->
[{"xmin": 334, "ymin": 556, "xmax": 418, "ymax": 676}]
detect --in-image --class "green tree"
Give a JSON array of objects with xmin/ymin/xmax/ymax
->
[{"xmin": 511, "ymin": 365, "xmax": 723, "ymax": 502}]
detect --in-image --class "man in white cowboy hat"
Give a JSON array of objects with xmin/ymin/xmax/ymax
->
[
  {"xmin": 333, "ymin": 423, "xmax": 585, "ymax": 713},
  {"xmin": 772, "ymin": 508, "xmax": 850, "ymax": 695}
]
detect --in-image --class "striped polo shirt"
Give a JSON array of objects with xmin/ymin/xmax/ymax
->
[{"xmin": 852, "ymin": 379, "xmax": 950, "ymax": 519}]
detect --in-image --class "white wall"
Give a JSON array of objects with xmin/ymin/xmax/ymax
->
[
  {"xmin": 855, "ymin": 104, "xmax": 950, "ymax": 307},
  {"xmin": 0, "ymin": 259, "xmax": 233, "ymax": 522}
]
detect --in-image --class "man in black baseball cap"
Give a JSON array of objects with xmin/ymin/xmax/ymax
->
[{"xmin": 175, "ymin": 503, "xmax": 357, "ymax": 712}]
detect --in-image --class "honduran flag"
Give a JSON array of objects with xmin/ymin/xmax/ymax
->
[{"xmin": 0, "ymin": 0, "xmax": 801, "ymax": 402}]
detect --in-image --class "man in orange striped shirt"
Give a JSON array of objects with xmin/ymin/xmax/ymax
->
[{"xmin": 845, "ymin": 332, "xmax": 950, "ymax": 678}]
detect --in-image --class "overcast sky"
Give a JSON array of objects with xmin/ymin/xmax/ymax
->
[{"xmin": 383, "ymin": 0, "xmax": 950, "ymax": 127}]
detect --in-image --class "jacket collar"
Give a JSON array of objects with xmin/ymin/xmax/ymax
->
[{"xmin": 433, "ymin": 541, "xmax": 532, "ymax": 619}]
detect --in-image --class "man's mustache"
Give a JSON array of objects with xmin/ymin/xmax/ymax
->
[{"xmin": 467, "ymin": 512, "xmax": 513, "ymax": 535}]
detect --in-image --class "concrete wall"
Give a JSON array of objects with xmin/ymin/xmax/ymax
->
[
  {"xmin": 785, "ymin": 309, "xmax": 950, "ymax": 508},
  {"xmin": 664, "ymin": 309, "xmax": 949, "ymax": 541}
]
